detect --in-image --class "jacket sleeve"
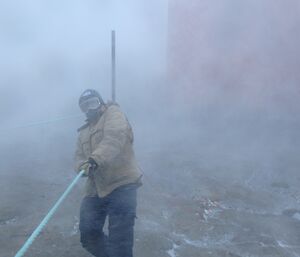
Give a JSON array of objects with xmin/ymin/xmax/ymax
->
[
  {"xmin": 90, "ymin": 106, "xmax": 130, "ymax": 168},
  {"xmin": 74, "ymin": 137, "xmax": 87, "ymax": 173}
]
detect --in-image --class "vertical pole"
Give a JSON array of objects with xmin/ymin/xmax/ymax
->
[{"xmin": 111, "ymin": 30, "xmax": 116, "ymax": 102}]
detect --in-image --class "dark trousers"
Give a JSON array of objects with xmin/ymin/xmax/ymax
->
[{"xmin": 79, "ymin": 184, "xmax": 138, "ymax": 257}]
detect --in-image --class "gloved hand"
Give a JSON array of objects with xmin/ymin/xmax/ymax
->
[
  {"xmin": 79, "ymin": 158, "xmax": 98, "ymax": 177},
  {"xmin": 79, "ymin": 162, "xmax": 91, "ymax": 177}
]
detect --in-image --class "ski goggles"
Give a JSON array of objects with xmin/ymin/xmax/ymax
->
[{"xmin": 79, "ymin": 97, "xmax": 101, "ymax": 113}]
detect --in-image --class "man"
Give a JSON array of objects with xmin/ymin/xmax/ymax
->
[{"xmin": 74, "ymin": 89, "xmax": 142, "ymax": 257}]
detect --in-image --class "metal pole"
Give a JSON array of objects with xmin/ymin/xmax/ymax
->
[{"xmin": 111, "ymin": 30, "xmax": 116, "ymax": 102}]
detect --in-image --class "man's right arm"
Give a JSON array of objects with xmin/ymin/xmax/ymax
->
[{"xmin": 74, "ymin": 137, "xmax": 86, "ymax": 173}]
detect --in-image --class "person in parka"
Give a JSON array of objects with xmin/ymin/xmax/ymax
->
[{"xmin": 74, "ymin": 89, "xmax": 142, "ymax": 257}]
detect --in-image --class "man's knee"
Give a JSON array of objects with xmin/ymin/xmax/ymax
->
[
  {"xmin": 80, "ymin": 230, "xmax": 101, "ymax": 247},
  {"xmin": 109, "ymin": 213, "xmax": 135, "ymax": 234}
]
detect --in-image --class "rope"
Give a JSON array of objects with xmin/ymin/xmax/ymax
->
[
  {"xmin": 14, "ymin": 170, "xmax": 85, "ymax": 257},
  {"xmin": 1, "ymin": 114, "xmax": 83, "ymax": 132}
]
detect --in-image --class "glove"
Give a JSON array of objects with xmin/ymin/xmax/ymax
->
[
  {"xmin": 79, "ymin": 162, "xmax": 91, "ymax": 177},
  {"xmin": 79, "ymin": 158, "xmax": 98, "ymax": 177}
]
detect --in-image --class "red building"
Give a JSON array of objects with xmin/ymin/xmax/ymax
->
[{"xmin": 167, "ymin": 1, "xmax": 300, "ymax": 110}]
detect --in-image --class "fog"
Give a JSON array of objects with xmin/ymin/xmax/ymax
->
[{"xmin": 1, "ymin": 1, "xmax": 300, "ymax": 257}]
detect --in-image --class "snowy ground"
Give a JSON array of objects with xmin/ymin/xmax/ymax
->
[{"xmin": 1, "ymin": 115, "xmax": 300, "ymax": 257}]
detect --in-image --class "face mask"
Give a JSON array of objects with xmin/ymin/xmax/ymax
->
[{"xmin": 86, "ymin": 108, "xmax": 100, "ymax": 122}]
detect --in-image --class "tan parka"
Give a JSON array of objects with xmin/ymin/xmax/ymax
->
[{"xmin": 74, "ymin": 103, "xmax": 142, "ymax": 197}]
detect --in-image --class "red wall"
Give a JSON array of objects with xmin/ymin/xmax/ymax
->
[{"xmin": 167, "ymin": 1, "xmax": 300, "ymax": 112}]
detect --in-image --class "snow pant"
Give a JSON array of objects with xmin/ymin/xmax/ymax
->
[{"xmin": 79, "ymin": 184, "xmax": 138, "ymax": 257}]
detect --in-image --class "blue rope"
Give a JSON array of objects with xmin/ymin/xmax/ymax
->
[
  {"xmin": 14, "ymin": 170, "xmax": 85, "ymax": 257},
  {"xmin": 1, "ymin": 114, "xmax": 83, "ymax": 132}
]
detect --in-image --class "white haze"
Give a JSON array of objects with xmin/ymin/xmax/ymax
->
[
  {"xmin": 1, "ymin": 1, "xmax": 300, "ymax": 257},
  {"xmin": 0, "ymin": 0, "xmax": 168, "ymax": 125}
]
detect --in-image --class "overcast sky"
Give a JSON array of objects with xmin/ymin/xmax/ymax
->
[{"xmin": 0, "ymin": 0, "xmax": 168, "ymax": 125}]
